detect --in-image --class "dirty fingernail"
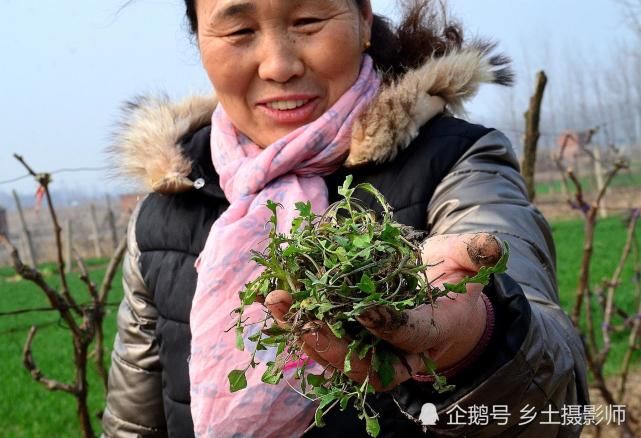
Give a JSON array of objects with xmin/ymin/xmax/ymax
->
[{"xmin": 467, "ymin": 234, "xmax": 502, "ymax": 267}]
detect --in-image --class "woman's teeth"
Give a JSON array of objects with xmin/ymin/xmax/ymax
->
[{"xmin": 266, "ymin": 99, "xmax": 309, "ymax": 111}]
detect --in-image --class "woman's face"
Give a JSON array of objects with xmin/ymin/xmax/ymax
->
[{"xmin": 196, "ymin": 0, "xmax": 373, "ymax": 147}]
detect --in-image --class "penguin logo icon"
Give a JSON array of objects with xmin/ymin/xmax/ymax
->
[{"xmin": 419, "ymin": 403, "xmax": 439, "ymax": 426}]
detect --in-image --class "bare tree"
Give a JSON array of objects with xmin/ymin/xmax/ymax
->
[{"xmin": 0, "ymin": 154, "xmax": 127, "ymax": 438}]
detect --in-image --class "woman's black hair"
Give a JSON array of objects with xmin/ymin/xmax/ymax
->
[{"xmin": 183, "ymin": 0, "xmax": 464, "ymax": 82}]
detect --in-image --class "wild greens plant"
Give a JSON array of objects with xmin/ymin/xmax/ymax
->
[{"xmin": 228, "ymin": 176, "xmax": 508, "ymax": 437}]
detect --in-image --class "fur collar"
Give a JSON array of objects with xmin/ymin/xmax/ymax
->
[{"xmin": 110, "ymin": 43, "xmax": 512, "ymax": 194}]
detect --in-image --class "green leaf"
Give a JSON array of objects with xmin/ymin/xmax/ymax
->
[
  {"xmin": 365, "ymin": 415, "xmax": 381, "ymax": 437},
  {"xmin": 338, "ymin": 175, "xmax": 354, "ymax": 199},
  {"xmin": 266, "ymin": 200, "xmax": 281, "ymax": 215},
  {"xmin": 307, "ymin": 374, "xmax": 325, "ymax": 387},
  {"xmin": 241, "ymin": 288, "xmax": 258, "ymax": 305},
  {"xmin": 353, "ymin": 182, "xmax": 391, "ymax": 216},
  {"xmin": 380, "ymin": 223, "xmax": 401, "ymax": 242},
  {"xmin": 444, "ymin": 241, "xmax": 510, "ymax": 293},
  {"xmin": 374, "ymin": 349, "xmax": 396, "ymax": 388},
  {"xmin": 295, "ymin": 201, "xmax": 312, "ymax": 218},
  {"xmin": 358, "ymin": 273, "xmax": 376, "ymax": 294},
  {"xmin": 228, "ymin": 370, "xmax": 247, "ymax": 392},
  {"xmin": 339, "ymin": 395, "xmax": 351, "ymax": 411},
  {"xmin": 319, "ymin": 394, "xmax": 337, "ymax": 410},
  {"xmin": 262, "ymin": 362, "xmax": 283, "ymax": 385},
  {"xmin": 314, "ymin": 407, "xmax": 326, "ymax": 427},
  {"xmin": 283, "ymin": 245, "xmax": 300, "ymax": 257},
  {"xmin": 328, "ymin": 320, "xmax": 346, "ymax": 339},
  {"xmin": 352, "ymin": 234, "xmax": 371, "ymax": 248},
  {"xmin": 356, "ymin": 342, "xmax": 373, "ymax": 360},
  {"xmin": 262, "ymin": 325, "xmax": 289, "ymax": 336},
  {"xmin": 235, "ymin": 326, "xmax": 245, "ymax": 351},
  {"xmin": 344, "ymin": 340, "xmax": 358, "ymax": 375}
]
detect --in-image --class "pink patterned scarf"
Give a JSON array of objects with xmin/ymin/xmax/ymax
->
[{"xmin": 190, "ymin": 56, "xmax": 380, "ymax": 437}]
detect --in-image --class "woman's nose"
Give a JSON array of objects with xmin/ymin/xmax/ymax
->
[{"xmin": 257, "ymin": 35, "xmax": 305, "ymax": 83}]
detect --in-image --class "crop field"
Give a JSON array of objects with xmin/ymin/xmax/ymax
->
[
  {"xmin": 0, "ymin": 216, "xmax": 639, "ymax": 436},
  {"xmin": 0, "ymin": 261, "xmax": 123, "ymax": 437}
]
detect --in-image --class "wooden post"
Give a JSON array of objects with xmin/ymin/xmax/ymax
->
[
  {"xmin": 65, "ymin": 219, "xmax": 73, "ymax": 273},
  {"xmin": 12, "ymin": 190, "xmax": 37, "ymax": 267},
  {"xmin": 105, "ymin": 195, "xmax": 118, "ymax": 254},
  {"xmin": 593, "ymin": 145, "xmax": 608, "ymax": 218},
  {"xmin": 521, "ymin": 71, "xmax": 548, "ymax": 202},
  {"xmin": 0, "ymin": 206, "xmax": 7, "ymax": 236},
  {"xmin": 89, "ymin": 204, "xmax": 103, "ymax": 258}
]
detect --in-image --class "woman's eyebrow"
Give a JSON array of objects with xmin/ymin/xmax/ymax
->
[{"xmin": 214, "ymin": 1, "xmax": 257, "ymax": 20}]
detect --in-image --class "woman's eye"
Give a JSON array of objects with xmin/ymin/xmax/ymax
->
[
  {"xmin": 294, "ymin": 18, "xmax": 323, "ymax": 27},
  {"xmin": 228, "ymin": 28, "xmax": 254, "ymax": 37}
]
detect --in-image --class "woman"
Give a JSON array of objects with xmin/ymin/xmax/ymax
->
[{"xmin": 103, "ymin": 0, "xmax": 589, "ymax": 437}]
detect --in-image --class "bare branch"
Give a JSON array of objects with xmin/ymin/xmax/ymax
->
[
  {"xmin": 0, "ymin": 234, "xmax": 80, "ymax": 337},
  {"xmin": 12, "ymin": 154, "xmax": 81, "ymax": 316},
  {"xmin": 73, "ymin": 248, "xmax": 98, "ymax": 301},
  {"xmin": 594, "ymin": 159, "xmax": 629, "ymax": 208},
  {"xmin": 619, "ymin": 226, "xmax": 641, "ymax": 400},
  {"xmin": 22, "ymin": 326, "xmax": 76, "ymax": 393},
  {"xmin": 598, "ymin": 210, "xmax": 640, "ymax": 367}
]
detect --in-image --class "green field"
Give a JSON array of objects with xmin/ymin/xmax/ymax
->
[
  {"xmin": 0, "ymin": 216, "xmax": 640, "ymax": 436},
  {"xmin": 0, "ymin": 261, "xmax": 122, "ymax": 437},
  {"xmin": 551, "ymin": 217, "xmax": 641, "ymax": 377}
]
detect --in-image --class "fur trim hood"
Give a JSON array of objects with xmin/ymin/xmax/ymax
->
[{"xmin": 110, "ymin": 43, "xmax": 512, "ymax": 194}]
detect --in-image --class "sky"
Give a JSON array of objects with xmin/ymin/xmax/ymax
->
[{"xmin": 0, "ymin": 0, "xmax": 635, "ymax": 199}]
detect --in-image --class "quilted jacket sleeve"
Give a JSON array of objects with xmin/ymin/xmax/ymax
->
[
  {"xmin": 102, "ymin": 201, "xmax": 168, "ymax": 438},
  {"xmin": 394, "ymin": 130, "xmax": 591, "ymax": 437}
]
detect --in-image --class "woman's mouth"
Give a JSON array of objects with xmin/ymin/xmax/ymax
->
[
  {"xmin": 258, "ymin": 96, "xmax": 320, "ymax": 125},
  {"xmin": 265, "ymin": 99, "xmax": 310, "ymax": 111}
]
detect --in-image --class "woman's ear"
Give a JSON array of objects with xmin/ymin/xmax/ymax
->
[{"xmin": 358, "ymin": 0, "xmax": 374, "ymax": 46}]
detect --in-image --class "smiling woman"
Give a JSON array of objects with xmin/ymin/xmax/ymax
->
[
  {"xmin": 103, "ymin": 1, "xmax": 589, "ymax": 437},
  {"xmin": 196, "ymin": 0, "xmax": 372, "ymax": 146}
]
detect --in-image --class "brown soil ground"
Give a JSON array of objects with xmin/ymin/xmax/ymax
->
[{"xmin": 582, "ymin": 371, "xmax": 641, "ymax": 437}]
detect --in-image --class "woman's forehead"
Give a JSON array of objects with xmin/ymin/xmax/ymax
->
[{"xmin": 204, "ymin": 0, "xmax": 350, "ymax": 17}]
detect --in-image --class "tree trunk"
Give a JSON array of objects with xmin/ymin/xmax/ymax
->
[{"xmin": 521, "ymin": 71, "xmax": 548, "ymax": 201}]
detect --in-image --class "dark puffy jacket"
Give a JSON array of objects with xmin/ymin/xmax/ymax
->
[{"xmin": 102, "ymin": 47, "xmax": 589, "ymax": 438}]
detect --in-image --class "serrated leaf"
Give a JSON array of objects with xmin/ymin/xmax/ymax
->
[
  {"xmin": 228, "ymin": 370, "xmax": 247, "ymax": 392},
  {"xmin": 365, "ymin": 415, "xmax": 381, "ymax": 437},
  {"xmin": 295, "ymin": 201, "xmax": 313, "ymax": 217},
  {"xmin": 353, "ymin": 234, "xmax": 371, "ymax": 248},
  {"xmin": 358, "ymin": 273, "xmax": 376, "ymax": 294}
]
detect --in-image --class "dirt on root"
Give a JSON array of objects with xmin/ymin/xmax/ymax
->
[{"xmin": 582, "ymin": 371, "xmax": 641, "ymax": 437}]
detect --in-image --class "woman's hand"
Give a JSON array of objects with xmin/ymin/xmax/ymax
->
[{"xmin": 264, "ymin": 233, "xmax": 502, "ymax": 392}]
